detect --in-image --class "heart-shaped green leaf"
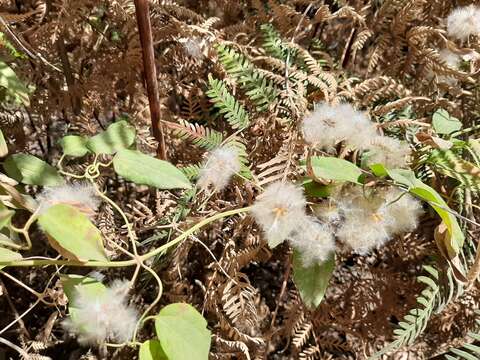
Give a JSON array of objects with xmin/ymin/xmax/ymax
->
[
  {"xmin": 139, "ymin": 340, "xmax": 168, "ymax": 360},
  {"xmin": 60, "ymin": 135, "xmax": 90, "ymax": 157},
  {"xmin": 113, "ymin": 149, "xmax": 192, "ymax": 190},
  {"xmin": 86, "ymin": 121, "xmax": 136, "ymax": 155},
  {"xmin": 38, "ymin": 204, "xmax": 108, "ymax": 262},
  {"xmin": 292, "ymin": 250, "xmax": 335, "ymax": 309},
  {"xmin": 155, "ymin": 303, "xmax": 211, "ymax": 360},
  {"xmin": 3, "ymin": 154, "xmax": 64, "ymax": 186},
  {"xmin": 432, "ymin": 108, "xmax": 462, "ymax": 135}
]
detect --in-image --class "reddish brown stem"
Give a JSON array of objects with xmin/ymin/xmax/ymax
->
[
  {"xmin": 134, "ymin": 0, "xmax": 167, "ymax": 160},
  {"xmin": 56, "ymin": 32, "xmax": 81, "ymax": 115}
]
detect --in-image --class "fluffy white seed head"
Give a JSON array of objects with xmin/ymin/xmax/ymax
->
[
  {"xmin": 63, "ymin": 279, "xmax": 138, "ymax": 345},
  {"xmin": 313, "ymin": 201, "xmax": 342, "ymax": 225},
  {"xmin": 335, "ymin": 187, "xmax": 422, "ymax": 253},
  {"xmin": 335, "ymin": 188, "xmax": 390, "ymax": 253},
  {"xmin": 447, "ymin": 5, "xmax": 480, "ymax": 41},
  {"xmin": 197, "ymin": 146, "xmax": 241, "ymax": 192},
  {"xmin": 380, "ymin": 188, "xmax": 423, "ymax": 234},
  {"xmin": 182, "ymin": 37, "xmax": 204, "ymax": 58},
  {"xmin": 289, "ymin": 217, "xmax": 335, "ymax": 266},
  {"xmin": 435, "ymin": 49, "xmax": 461, "ymax": 85},
  {"xmin": 439, "ymin": 49, "xmax": 461, "ymax": 69},
  {"xmin": 365, "ymin": 136, "xmax": 411, "ymax": 168},
  {"xmin": 36, "ymin": 183, "xmax": 100, "ymax": 216},
  {"xmin": 302, "ymin": 102, "xmax": 374, "ymax": 150},
  {"xmin": 251, "ymin": 182, "xmax": 306, "ymax": 248}
]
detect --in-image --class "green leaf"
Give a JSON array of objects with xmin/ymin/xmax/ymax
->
[
  {"xmin": 38, "ymin": 204, "xmax": 108, "ymax": 262},
  {"xmin": 0, "ymin": 202, "xmax": 14, "ymax": 230},
  {"xmin": 155, "ymin": 303, "xmax": 211, "ymax": 360},
  {"xmin": 388, "ymin": 169, "xmax": 464, "ymax": 258},
  {"xmin": 113, "ymin": 149, "xmax": 191, "ymax": 190},
  {"xmin": 86, "ymin": 121, "xmax": 136, "ymax": 155},
  {"xmin": 3, "ymin": 154, "xmax": 64, "ymax": 186},
  {"xmin": 60, "ymin": 274, "xmax": 107, "ymax": 330},
  {"xmin": 0, "ymin": 246, "xmax": 22, "ymax": 269},
  {"xmin": 0, "ymin": 61, "xmax": 29, "ymax": 105},
  {"xmin": 292, "ymin": 250, "xmax": 335, "ymax": 309},
  {"xmin": 369, "ymin": 163, "xmax": 388, "ymax": 177},
  {"xmin": 139, "ymin": 340, "xmax": 168, "ymax": 360},
  {"xmin": 0, "ymin": 129, "xmax": 7, "ymax": 157},
  {"xmin": 302, "ymin": 179, "xmax": 332, "ymax": 198},
  {"xmin": 432, "ymin": 109, "xmax": 462, "ymax": 135},
  {"xmin": 60, "ymin": 135, "xmax": 90, "ymax": 157},
  {"xmin": 305, "ymin": 157, "xmax": 363, "ymax": 184}
]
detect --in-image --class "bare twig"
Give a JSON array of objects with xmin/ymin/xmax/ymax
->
[
  {"xmin": 0, "ymin": 336, "xmax": 31, "ymax": 359},
  {"xmin": 0, "ymin": 15, "xmax": 61, "ymax": 73},
  {"xmin": 134, "ymin": 0, "xmax": 167, "ymax": 160}
]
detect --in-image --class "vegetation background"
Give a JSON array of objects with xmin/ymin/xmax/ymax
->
[{"xmin": 0, "ymin": 0, "xmax": 480, "ymax": 359}]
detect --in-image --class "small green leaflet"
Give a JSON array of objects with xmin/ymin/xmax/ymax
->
[
  {"xmin": 432, "ymin": 108, "xmax": 462, "ymax": 135},
  {"xmin": 0, "ymin": 61, "xmax": 30, "ymax": 105},
  {"xmin": 3, "ymin": 154, "xmax": 64, "ymax": 186},
  {"xmin": 60, "ymin": 135, "xmax": 90, "ymax": 157},
  {"xmin": 113, "ymin": 149, "xmax": 192, "ymax": 190},
  {"xmin": 38, "ymin": 204, "xmax": 108, "ymax": 262},
  {"xmin": 0, "ymin": 246, "xmax": 22, "ymax": 270},
  {"xmin": 0, "ymin": 129, "xmax": 7, "ymax": 157},
  {"xmin": 139, "ymin": 340, "xmax": 168, "ymax": 360},
  {"xmin": 305, "ymin": 156, "xmax": 363, "ymax": 184},
  {"xmin": 86, "ymin": 120, "xmax": 136, "ymax": 154},
  {"xmin": 387, "ymin": 169, "xmax": 464, "ymax": 258},
  {"xmin": 292, "ymin": 250, "xmax": 335, "ymax": 309},
  {"xmin": 155, "ymin": 303, "xmax": 211, "ymax": 360}
]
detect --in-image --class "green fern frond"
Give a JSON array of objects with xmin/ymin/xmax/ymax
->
[
  {"xmin": 164, "ymin": 119, "xmax": 223, "ymax": 150},
  {"xmin": 260, "ymin": 23, "xmax": 292, "ymax": 62},
  {"xmin": 180, "ymin": 163, "xmax": 202, "ymax": 180},
  {"xmin": 206, "ymin": 74, "xmax": 250, "ymax": 129},
  {"xmin": 445, "ymin": 312, "xmax": 480, "ymax": 360},
  {"xmin": 215, "ymin": 43, "xmax": 278, "ymax": 111},
  {"xmin": 393, "ymin": 265, "xmax": 440, "ymax": 345}
]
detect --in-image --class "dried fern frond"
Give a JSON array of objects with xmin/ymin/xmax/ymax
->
[
  {"xmin": 221, "ymin": 272, "xmax": 259, "ymax": 329},
  {"xmin": 164, "ymin": 119, "xmax": 223, "ymax": 150}
]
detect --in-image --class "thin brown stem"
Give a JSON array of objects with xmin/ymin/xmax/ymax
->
[
  {"xmin": 56, "ymin": 32, "xmax": 81, "ymax": 115},
  {"xmin": 134, "ymin": 0, "xmax": 167, "ymax": 160}
]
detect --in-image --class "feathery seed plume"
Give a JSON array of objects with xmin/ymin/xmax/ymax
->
[
  {"xmin": 289, "ymin": 216, "xmax": 335, "ymax": 267},
  {"xmin": 63, "ymin": 279, "xmax": 138, "ymax": 345},
  {"xmin": 302, "ymin": 102, "xmax": 375, "ymax": 150},
  {"xmin": 365, "ymin": 136, "xmax": 411, "ymax": 168},
  {"xmin": 36, "ymin": 183, "xmax": 100, "ymax": 216},
  {"xmin": 251, "ymin": 182, "xmax": 307, "ymax": 248},
  {"xmin": 447, "ymin": 5, "xmax": 480, "ymax": 41},
  {"xmin": 197, "ymin": 145, "xmax": 241, "ymax": 192}
]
